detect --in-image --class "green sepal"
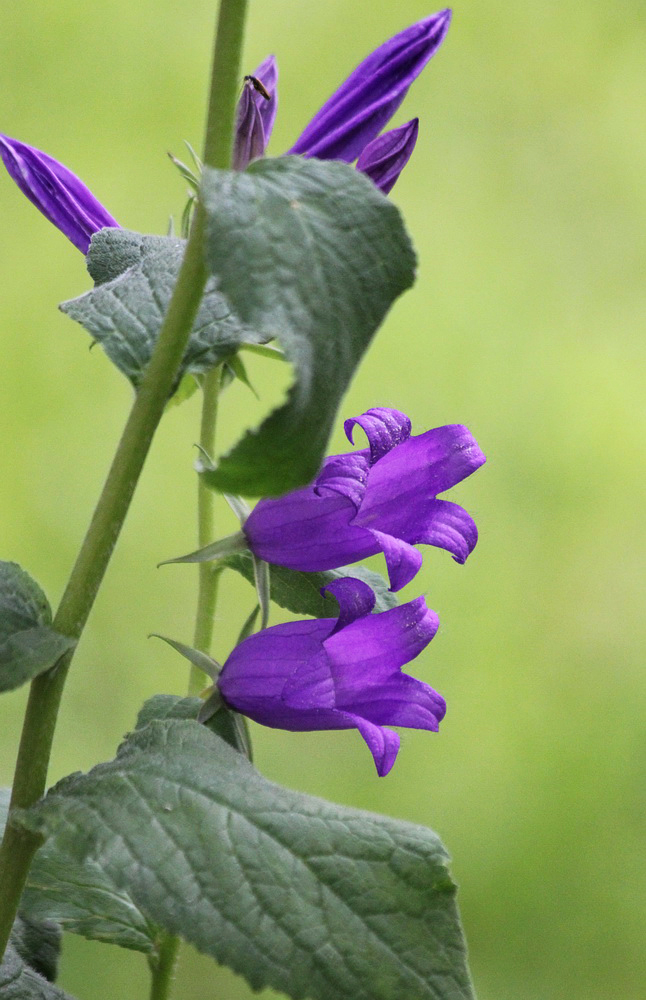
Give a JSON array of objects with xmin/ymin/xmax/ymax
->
[{"xmin": 222, "ymin": 552, "xmax": 397, "ymax": 618}]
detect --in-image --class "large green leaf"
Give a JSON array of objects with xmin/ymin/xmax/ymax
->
[
  {"xmin": 21, "ymin": 717, "xmax": 475, "ymax": 1000},
  {"xmin": 222, "ymin": 552, "xmax": 398, "ymax": 618},
  {"xmin": 0, "ymin": 943, "xmax": 75, "ymax": 1000},
  {"xmin": 0, "ymin": 563, "xmax": 75, "ymax": 693},
  {"xmin": 0, "ymin": 788, "xmax": 157, "ymax": 955},
  {"xmin": 60, "ymin": 229, "xmax": 266, "ymax": 390},
  {"xmin": 200, "ymin": 157, "xmax": 416, "ymax": 496}
]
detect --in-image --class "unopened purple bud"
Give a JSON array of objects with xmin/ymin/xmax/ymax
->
[
  {"xmin": 232, "ymin": 87, "xmax": 267, "ymax": 171},
  {"xmin": 287, "ymin": 9, "xmax": 451, "ymax": 163},
  {"xmin": 0, "ymin": 134, "xmax": 119, "ymax": 253},
  {"xmin": 357, "ymin": 118, "xmax": 419, "ymax": 194},
  {"xmin": 233, "ymin": 56, "xmax": 278, "ymax": 170}
]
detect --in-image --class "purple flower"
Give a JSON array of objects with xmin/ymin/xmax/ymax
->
[
  {"xmin": 243, "ymin": 407, "xmax": 486, "ymax": 592},
  {"xmin": 236, "ymin": 10, "xmax": 451, "ymax": 192},
  {"xmin": 218, "ymin": 576, "xmax": 445, "ymax": 776},
  {"xmin": 0, "ymin": 134, "xmax": 119, "ymax": 253}
]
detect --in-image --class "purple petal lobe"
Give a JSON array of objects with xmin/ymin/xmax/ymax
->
[
  {"xmin": 287, "ymin": 10, "xmax": 451, "ymax": 162},
  {"xmin": 0, "ymin": 134, "xmax": 119, "ymax": 253},
  {"xmin": 324, "ymin": 595, "xmax": 439, "ymax": 683},
  {"xmin": 355, "ymin": 423, "xmax": 485, "ymax": 533},
  {"xmin": 348, "ymin": 673, "xmax": 446, "ymax": 729},
  {"xmin": 252, "ymin": 55, "xmax": 279, "ymax": 142},
  {"xmin": 320, "ymin": 576, "xmax": 376, "ymax": 633},
  {"xmin": 366, "ymin": 529, "xmax": 424, "ymax": 592},
  {"xmin": 350, "ymin": 715, "xmax": 400, "ymax": 776},
  {"xmin": 411, "ymin": 498, "xmax": 479, "ymax": 564},
  {"xmin": 344, "ymin": 406, "xmax": 411, "ymax": 463},
  {"xmin": 233, "ymin": 87, "xmax": 267, "ymax": 170},
  {"xmin": 314, "ymin": 451, "xmax": 370, "ymax": 507},
  {"xmin": 356, "ymin": 118, "xmax": 419, "ymax": 195}
]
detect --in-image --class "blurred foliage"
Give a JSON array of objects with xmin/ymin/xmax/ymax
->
[{"xmin": 0, "ymin": 2, "xmax": 644, "ymax": 999}]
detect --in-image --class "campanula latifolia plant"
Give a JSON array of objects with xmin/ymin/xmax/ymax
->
[{"xmin": 0, "ymin": 5, "xmax": 485, "ymax": 1000}]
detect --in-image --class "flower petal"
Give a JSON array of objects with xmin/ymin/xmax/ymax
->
[
  {"xmin": 287, "ymin": 10, "xmax": 451, "ymax": 162},
  {"xmin": 409, "ymin": 498, "xmax": 479, "ymax": 564},
  {"xmin": 218, "ymin": 618, "xmax": 332, "ymax": 709},
  {"xmin": 314, "ymin": 451, "xmax": 370, "ymax": 507},
  {"xmin": 348, "ymin": 673, "xmax": 446, "ymax": 730},
  {"xmin": 243, "ymin": 485, "xmax": 380, "ymax": 571},
  {"xmin": 324, "ymin": 595, "xmax": 439, "ymax": 686},
  {"xmin": 354, "ymin": 423, "xmax": 485, "ymax": 533},
  {"xmin": 366, "ymin": 529, "xmax": 423, "ymax": 591},
  {"xmin": 252, "ymin": 55, "xmax": 279, "ymax": 142},
  {"xmin": 320, "ymin": 576, "xmax": 376, "ymax": 633},
  {"xmin": 356, "ymin": 118, "xmax": 419, "ymax": 195},
  {"xmin": 351, "ymin": 715, "xmax": 400, "ymax": 776},
  {"xmin": 233, "ymin": 86, "xmax": 267, "ymax": 170},
  {"xmin": 344, "ymin": 407, "xmax": 411, "ymax": 463},
  {"xmin": 0, "ymin": 134, "xmax": 119, "ymax": 253}
]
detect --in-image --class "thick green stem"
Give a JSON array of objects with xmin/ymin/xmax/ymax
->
[
  {"xmin": 0, "ymin": 0, "xmax": 249, "ymax": 962},
  {"xmin": 148, "ymin": 933, "xmax": 181, "ymax": 1000}
]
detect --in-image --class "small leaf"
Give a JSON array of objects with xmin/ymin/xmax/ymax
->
[
  {"xmin": 21, "ymin": 719, "xmax": 475, "ymax": 1000},
  {"xmin": 222, "ymin": 552, "xmax": 398, "ymax": 618},
  {"xmin": 200, "ymin": 156, "xmax": 416, "ymax": 496},
  {"xmin": 0, "ymin": 563, "xmax": 75, "ymax": 693},
  {"xmin": 60, "ymin": 229, "xmax": 267, "ymax": 391},
  {"xmin": 0, "ymin": 942, "xmax": 76, "ymax": 1000}
]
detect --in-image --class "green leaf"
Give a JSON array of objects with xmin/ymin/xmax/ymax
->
[
  {"xmin": 222, "ymin": 552, "xmax": 398, "ymax": 618},
  {"xmin": 200, "ymin": 157, "xmax": 416, "ymax": 496},
  {"xmin": 21, "ymin": 719, "xmax": 475, "ymax": 1000},
  {"xmin": 60, "ymin": 229, "xmax": 267, "ymax": 391},
  {"xmin": 0, "ymin": 563, "xmax": 75, "ymax": 693},
  {"xmin": 0, "ymin": 942, "xmax": 75, "ymax": 1000},
  {"xmin": 1, "ymin": 787, "xmax": 157, "ymax": 955}
]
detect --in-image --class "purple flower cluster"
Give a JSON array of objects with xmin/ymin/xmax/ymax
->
[
  {"xmin": 216, "ymin": 405, "xmax": 484, "ymax": 775},
  {"xmin": 0, "ymin": 10, "xmax": 451, "ymax": 246}
]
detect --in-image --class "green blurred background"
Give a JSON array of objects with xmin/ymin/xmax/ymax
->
[{"xmin": 1, "ymin": 1, "xmax": 644, "ymax": 997}]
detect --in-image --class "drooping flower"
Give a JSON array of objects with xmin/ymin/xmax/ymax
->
[
  {"xmin": 243, "ymin": 407, "xmax": 485, "ymax": 592},
  {"xmin": 218, "ymin": 576, "xmax": 445, "ymax": 776},
  {"xmin": 236, "ymin": 9, "xmax": 452, "ymax": 192},
  {"xmin": 0, "ymin": 134, "xmax": 119, "ymax": 253}
]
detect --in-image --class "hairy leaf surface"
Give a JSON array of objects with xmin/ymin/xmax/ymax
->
[
  {"xmin": 21, "ymin": 717, "xmax": 475, "ymax": 1000},
  {"xmin": 60, "ymin": 229, "xmax": 265, "ymax": 390}
]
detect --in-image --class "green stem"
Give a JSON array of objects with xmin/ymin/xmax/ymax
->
[
  {"xmin": 190, "ymin": 365, "xmax": 223, "ymax": 695},
  {"xmin": 148, "ymin": 933, "xmax": 181, "ymax": 1000},
  {"xmin": 0, "ymin": 0, "xmax": 250, "ymax": 962}
]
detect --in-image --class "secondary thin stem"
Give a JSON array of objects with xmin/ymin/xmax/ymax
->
[
  {"xmin": 148, "ymin": 933, "xmax": 182, "ymax": 1000},
  {"xmin": 190, "ymin": 365, "xmax": 223, "ymax": 695}
]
